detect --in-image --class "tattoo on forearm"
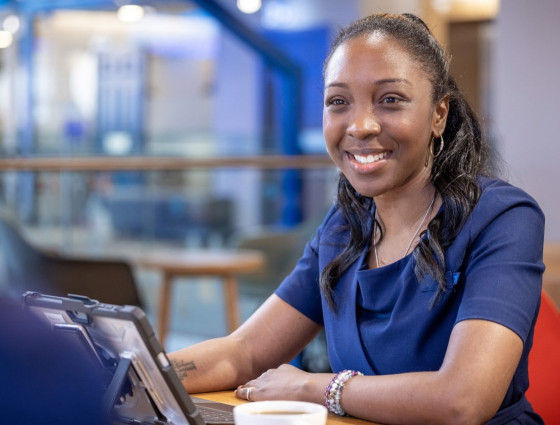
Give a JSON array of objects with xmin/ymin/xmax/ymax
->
[{"xmin": 172, "ymin": 359, "xmax": 197, "ymax": 379}]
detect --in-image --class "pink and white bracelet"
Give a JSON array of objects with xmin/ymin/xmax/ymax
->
[{"xmin": 324, "ymin": 369, "xmax": 363, "ymax": 416}]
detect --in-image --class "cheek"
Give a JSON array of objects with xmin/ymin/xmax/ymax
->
[
  {"xmin": 322, "ymin": 114, "xmax": 341, "ymax": 144},
  {"xmin": 322, "ymin": 122, "xmax": 343, "ymax": 164},
  {"xmin": 322, "ymin": 110, "xmax": 330, "ymax": 136}
]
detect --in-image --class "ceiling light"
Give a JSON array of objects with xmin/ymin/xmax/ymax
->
[
  {"xmin": 0, "ymin": 31, "xmax": 13, "ymax": 48},
  {"xmin": 237, "ymin": 0, "xmax": 262, "ymax": 14},
  {"xmin": 3, "ymin": 15, "xmax": 20, "ymax": 34},
  {"xmin": 117, "ymin": 5, "xmax": 145, "ymax": 23}
]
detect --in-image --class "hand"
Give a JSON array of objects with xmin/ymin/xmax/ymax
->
[{"xmin": 234, "ymin": 364, "xmax": 315, "ymax": 402}]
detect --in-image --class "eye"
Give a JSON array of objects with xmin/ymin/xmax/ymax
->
[
  {"xmin": 381, "ymin": 96, "xmax": 400, "ymax": 104},
  {"xmin": 326, "ymin": 97, "xmax": 347, "ymax": 107}
]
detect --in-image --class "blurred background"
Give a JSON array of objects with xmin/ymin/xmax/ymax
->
[{"xmin": 0, "ymin": 0, "xmax": 558, "ymax": 351}]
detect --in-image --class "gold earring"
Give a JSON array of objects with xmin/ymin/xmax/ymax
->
[{"xmin": 432, "ymin": 135, "xmax": 445, "ymax": 158}]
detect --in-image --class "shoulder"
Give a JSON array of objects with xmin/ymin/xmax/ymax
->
[
  {"xmin": 473, "ymin": 177, "xmax": 544, "ymax": 224},
  {"xmin": 444, "ymin": 177, "xmax": 545, "ymax": 269},
  {"xmin": 315, "ymin": 202, "xmax": 346, "ymax": 235},
  {"xmin": 313, "ymin": 201, "xmax": 354, "ymax": 246},
  {"xmin": 466, "ymin": 176, "xmax": 545, "ymax": 243},
  {"xmin": 477, "ymin": 177, "xmax": 542, "ymax": 211}
]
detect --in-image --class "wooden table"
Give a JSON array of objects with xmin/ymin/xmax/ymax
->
[
  {"xmin": 195, "ymin": 390, "xmax": 378, "ymax": 424},
  {"xmin": 135, "ymin": 249, "xmax": 265, "ymax": 347}
]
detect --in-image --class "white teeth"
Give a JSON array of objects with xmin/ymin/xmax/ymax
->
[{"xmin": 353, "ymin": 152, "xmax": 389, "ymax": 164}]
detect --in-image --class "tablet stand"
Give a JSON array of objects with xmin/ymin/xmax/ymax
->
[{"xmin": 102, "ymin": 357, "xmax": 132, "ymax": 418}]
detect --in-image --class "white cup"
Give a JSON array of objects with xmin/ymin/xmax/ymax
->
[{"xmin": 233, "ymin": 400, "xmax": 327, "ymax": 425}]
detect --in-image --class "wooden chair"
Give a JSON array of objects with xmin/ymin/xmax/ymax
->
[{"xmin": 0, "ymin": 215, "xmax": 142, "ymax": 307}]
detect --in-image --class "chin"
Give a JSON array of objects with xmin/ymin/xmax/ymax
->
[{"xmin": 344, "ymin": 177, "xmax": 382, "ymax": 199}]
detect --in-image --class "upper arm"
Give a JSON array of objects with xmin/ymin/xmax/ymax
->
[
  {"xmin": 437, "ymin": 318, "xmax": 524, "ymax": 422},
  {"xmin": 233, "ymin": 294, "xmax": 323, "ymax": 376}
]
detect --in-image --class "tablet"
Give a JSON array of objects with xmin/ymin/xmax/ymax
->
[{"xmin": 22, "ymin": 291, "xmax": 235, "ymax": 425}]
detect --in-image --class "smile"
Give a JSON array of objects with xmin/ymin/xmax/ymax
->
[{"xmin": 352, "ymin": 151, "xmax": 391, "ymax": 164}]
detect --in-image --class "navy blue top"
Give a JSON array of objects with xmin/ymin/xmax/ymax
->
[{"xmin": 275, "ymin": 178, "xmax": 545, "ymax": 424}]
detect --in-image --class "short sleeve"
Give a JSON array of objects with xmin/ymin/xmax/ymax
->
[
  {"xmin": 274, "ymin": 206, "xmax": 344, "ymax": 326},
  {"xmin": 456, "ymin": 181, "xmax": 545, "ymax": 342},
  {"xmin": 275, "ymin": 240, "xmax": 323, "ymax": 325}
]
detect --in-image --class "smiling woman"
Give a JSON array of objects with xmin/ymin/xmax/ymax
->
[
  {"xmin": 322, "ymin": 35, "xmax": 444, "ymax": 201},
  {"xmin": 169, "ymin": 13, "xmax": 546, "ymax": 425}
]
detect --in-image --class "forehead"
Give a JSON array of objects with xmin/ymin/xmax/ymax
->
[{"xmin": 324, "ymin": 33, "xmax": 426, "ymax": 85}]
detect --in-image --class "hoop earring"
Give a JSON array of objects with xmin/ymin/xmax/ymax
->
[{"xmin": 432, "ymin": 135, "xmax": 445, "ymax": 158}]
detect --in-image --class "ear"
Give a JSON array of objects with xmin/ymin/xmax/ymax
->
[{"xmin": 432, "ymin": 95, "xmax": 449, "ymax": 137}]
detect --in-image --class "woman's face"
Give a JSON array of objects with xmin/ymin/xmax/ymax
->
[{"xmin": 323, "ymin": 33, "xmax": 448, "ymax": 199}]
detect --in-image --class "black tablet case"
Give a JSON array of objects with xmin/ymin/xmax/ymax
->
[{"xmin": 22, "ymin": 292, "xmax": 232, "ymax": 425}]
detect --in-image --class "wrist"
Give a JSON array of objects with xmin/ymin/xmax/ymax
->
[
  {"xmin": 300, "ymin": 372, "xmax": 335, "ymax": 405},
  {"xmin": 324, "ymin": 370, "xmax": 364, "ymax": 416}
]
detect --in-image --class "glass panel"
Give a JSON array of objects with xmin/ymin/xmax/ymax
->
[
  {"xmin": 0, "ymin": 1, "xmax": 340, "ymax": 346},
  {"xmin": 0, "ymin": 167, "xmax": 336, "ymax": 343}
]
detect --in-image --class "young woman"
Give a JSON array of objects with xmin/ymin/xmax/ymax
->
[{"xmin": 169, "ymin": 14, "xmax": 545, "ymax": 424}]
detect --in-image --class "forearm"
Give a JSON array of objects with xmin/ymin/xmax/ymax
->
[
  {"xmin": 168, "ymin": 296, "xmax": 321, "ymax": 395},
  {"xmin": 237, "ymin": 365, "xmax": 481, "ymax": 424},
  {"xmin": 168, "ymin": 334, "xmax": 255, "ymax": 393},
  {"xmin": 291, "ymin": 369, "xmax": 490, "ymax": 425},
  {"xmin": 301, "ymin": 320, "xmax": 522, "ymax": 425},
  {"xmin": 339, "ymin": 371, "xmax": 485, "ymax": 425}
]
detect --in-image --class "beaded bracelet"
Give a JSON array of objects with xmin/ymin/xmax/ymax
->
[{"xmin": 324, "ymin": 369, "xmax": 364, "ymax": 416}]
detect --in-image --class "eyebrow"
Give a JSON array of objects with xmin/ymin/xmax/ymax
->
[{"xmin": 325, "ymin": 78, "xmax": 412, "ymax": 90}]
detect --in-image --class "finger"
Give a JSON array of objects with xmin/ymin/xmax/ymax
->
[
  {"xmin": 234, "ymin": 386, "xmax": 256, "ymax": 401},
  {"xmin": 233, "ymin": 386, "xmax": 244, "ymax": 399}
]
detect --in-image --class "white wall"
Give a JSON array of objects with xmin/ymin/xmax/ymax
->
[
  {"xmin": 360, "ymin": 0, "xmax": 422, "ymax": 17},
  {"xmin": 492, "ymin": 0, "xmax": 560, "ymax": 241}
]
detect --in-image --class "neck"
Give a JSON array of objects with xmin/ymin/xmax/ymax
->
[
  {"xmin": 374, "ymin": 184, "xmax": 438, "ymax": 236},
  {"xmin": 371, "ymin": 184, "xmax": 439, "ymax": 269}
]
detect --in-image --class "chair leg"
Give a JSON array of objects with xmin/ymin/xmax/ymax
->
[
  {"xmin": 223, "ymin": 274, "xmax": 240, "ymax": 333},
  {"xmin": 158, "ymin": 273, "xmax": 174, "ymax": 349}
]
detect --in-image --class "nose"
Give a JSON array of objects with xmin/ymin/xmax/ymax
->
[{"xmin": 347, "ymin": 109, "xmax": 381, "ymax": 140}]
